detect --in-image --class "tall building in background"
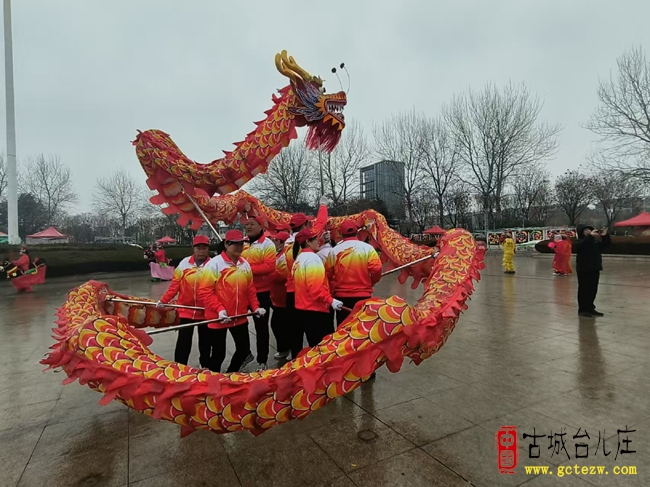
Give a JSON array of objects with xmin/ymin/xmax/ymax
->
[{"xmin": 360, "ymin": 160, "xmax": 405, "ymax": 218}]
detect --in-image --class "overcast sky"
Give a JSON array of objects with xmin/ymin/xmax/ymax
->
[{"xmin": 2, "ymin": 0, "xmax": 649, "ymax": 212}]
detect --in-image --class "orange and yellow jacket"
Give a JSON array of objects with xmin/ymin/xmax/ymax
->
[
  {"xmin": 270, "ymin": 252, "xmax": 288, "ymax": 308},
  {"xmin": 160, "ymin": 255, "xmax": 211, "ymax": 320},
  {"xmin": 292, "ymin": 249, "xmax": 334, "ymax": 313},
  {"xmin": 241, "ymin": 234, "xmax": 276, "ymax": 293},
  {"xmin": 331, "ymin": 238, "xmax": 382, "ymax": 298},
  {"xmin": 317, "ymin": 243, "xmax": 336, "ymax": 284},
  {"xmin": 284, "ymin": 204, "xmax": 329, "ymax": 293},
  {"xmin": 198, "ymin": 252, "xmax": 260, "ymax": 328}
]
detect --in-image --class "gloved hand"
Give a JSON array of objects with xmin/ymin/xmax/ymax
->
[
  {"xmin": 319, "ymin": 195, "xmax": 332, "ymax": 207},
  {"xmin": 331, "ymin": 299, "xmax": 343, "ymax": 311},
  {"xmin": 155, "ymin": 301, "xmax": 165, "ymax": 308},
  {"xmin": 254, "ymin": 308, "xmax": 267, "ymax": 317},
  {"xmin": 218, "ymin": 310, "xmax": 231, "ymax": 323}
]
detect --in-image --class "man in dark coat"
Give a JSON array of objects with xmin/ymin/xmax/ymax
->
[{"xmin": 573, "ymin": 224, "xmax": 611, "ymax": 317}]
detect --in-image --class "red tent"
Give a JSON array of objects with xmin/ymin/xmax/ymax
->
[
  {"xmin": 157, "ymin": 236, "xmax": 177, "ymax": 244},
  {"xmin": 614, "ymin": 212, "xmax": 650, "ymax": 227},
  {"xmin": 27, "ymin": 226, "xmax": 67, "ymax": 238},
  {"xmin": 423, "ymin": 225, "xmax": 446, "ymax": 235}
]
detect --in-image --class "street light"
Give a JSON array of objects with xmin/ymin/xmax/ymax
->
[{"xmin": 3, "ymin": 0, "xmax": 19, "ymax": 245}]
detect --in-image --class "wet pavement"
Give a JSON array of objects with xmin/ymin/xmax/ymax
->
[{"xmin": 1, "ymin": 253, "xmax": 648, "ymax": 487}]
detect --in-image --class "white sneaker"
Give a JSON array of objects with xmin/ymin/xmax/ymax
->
[
  {"xmin": 256, "ymin": 362, "xmax": 267, "ymax": 372},
  {"xmin": 274, "ymin": 351, "xmax": 289, "ymax": 359}
]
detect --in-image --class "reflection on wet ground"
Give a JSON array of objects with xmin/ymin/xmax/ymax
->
[{"xmin": 1, "ymin": 254, "xmax": 648, "ymax": 486}]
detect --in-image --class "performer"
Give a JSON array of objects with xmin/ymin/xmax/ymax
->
[
  {"xmin": 198, "ymin": 230, "xmax": 265, "ymax": 373},
  {"xmin": 154, "ymin": 244, "xmax": 168, "ymax": 264},
  {"xmin": 548, "ymin": 234, "xmax": 573, "ymax": 276},
  {"xmin": 574, "ymin": 225, "xmax": 610, "ymax": 317},
  {"xmin": 269, "ymin": 231, "xmax": 290, "ymax": 359},
  {"xmin": 283, "ymin": 197, "xmax": 330, "ymax": 358},
  {"xmin": 331, "ymin": 221, "xmax": 382, "ymax": 325},
  {"xmin": 13, "ymin": 246, "xmax": 31, "ymax": 272},
  {"xmin": 242, "ymin": 216, "xmax": 277, "ymax": 371},
  {"xmin": 157, "ymin": 236, "xmax": 212, "ymax": 367},
  {"xmin": 501, "ymin": 231, "xmax": 516, "ymax": 274},
  {"xmin": 291, "ymin": 228, "xmax": 343, "ymax": 357}
]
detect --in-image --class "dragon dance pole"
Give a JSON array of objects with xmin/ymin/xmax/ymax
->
[
  {"xmin": 318, "ymin": 136, "xmax": 324, "ymax": 196},
  {"xmin": 105, "ymin": 296, "xmax": 203, "ymax": 311},
  {"xmin": 182, "ymin": 189, "xmax": 223, "ymax": 242},
  {"xmin": 380, "ymin": 254, "xmax": 436, "ymax": 277},
  {"xmin": 147, "ymin": 313, "xmax": 257, "ymax": 335}
]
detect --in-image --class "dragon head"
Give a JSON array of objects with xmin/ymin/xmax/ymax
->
[{"xmin": 275, "ymin": 50, "xmax": 346, "ymax": 153}]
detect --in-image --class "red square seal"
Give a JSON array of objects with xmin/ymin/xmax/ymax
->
[{"xmin": 496, "ymin": 425, "xmax": 517, "ymax": 474}]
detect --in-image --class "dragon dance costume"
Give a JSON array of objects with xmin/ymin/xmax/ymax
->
[
  {"xmin": 548, "ymin": 235, "xmax": 572, "ymax": 275},
  {"xmin": 42, "ymin": 51, "xmax": 485, "ymax": 437},
  {"xmin": 502, "ymin": 235, "xmax": 516, "ymax": 274}
]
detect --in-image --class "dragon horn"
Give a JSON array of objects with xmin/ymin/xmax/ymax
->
[{"xmin": 275, "ymin": 50, "xmax": 317, "ymax": 84}]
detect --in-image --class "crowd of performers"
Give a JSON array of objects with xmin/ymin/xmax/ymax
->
[{"xmin": 156, "ymin": 200, "xmax": 383, "ymax": 373}]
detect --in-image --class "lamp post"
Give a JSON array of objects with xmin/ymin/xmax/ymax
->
[{"xmin": 3, "ymin": 0, "xmax": 19, "ymax": 245}]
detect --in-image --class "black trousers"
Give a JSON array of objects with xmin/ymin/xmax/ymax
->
[
  {"xmin": 295, "ymin": 309, "xmax": 335, "ymax": 348},
  {"xmin": 206, "ymin": 323, "xmax": 251, "ymax": 373},
  {"xmin": 334, "ymin": 296, "xmax": 370, "ymax": 327},
  {"xmin": 577, "ymin": 271, "xmax": 600, "ymax": 313},
  {"xmin": 270, "ymin": 305, "xmax": 290, "ymax": 353},
  {"xmin": 252, "ymin": 291, "xmax": 272, "ymax": 364},
  {"xmin": 174, "ymin": 318, "xmax": 210, "ymax": 367},
  {"xmin": 286, "ymin": 292, "xmax": 304, "ymax": 358}
]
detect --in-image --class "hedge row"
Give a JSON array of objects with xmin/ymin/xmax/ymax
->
[
  {"xmin": 0, "ymin": 245, "xmax": 208, "ymax": 278},
  {"xmin": 534, "ymin": 236, "xmax": 650, "ymax": 256}
]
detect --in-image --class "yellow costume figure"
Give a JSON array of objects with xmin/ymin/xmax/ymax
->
[{"xmin": 502, "ymin": 236, "xmax": 516, "ymax": 274}]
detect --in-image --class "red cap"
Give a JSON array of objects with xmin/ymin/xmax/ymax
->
[
  {"xmin": 340, "ymin": 220, "xmax": 359, "ymax": 236},
  {"xmin": 270, "ymin": 231, "xmax": 290, "ymax": 242},
  {"xmin": 276, "ymin": 224, "xmax": 291, "ymax": 233},
  {"xmin": 290, "ymin": 213, "xmax": 308, "ymax": 228},
  {"xmin": 224, "ymin": 230, "xmax": 247, "ymax": 242},
  {"xmin": 245, "ymin": 215, "xmax": 265, "ymax": 226},
  {"xmin": 193, "ymin": 235, "xmax": 209, "ymax": 246},
  {"xmin": 295, "ymin": 228, "xmax": 318, "ymax": 245}
]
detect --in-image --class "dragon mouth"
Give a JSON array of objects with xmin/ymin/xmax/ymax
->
[{"xmin": 325, "ymin": 99, "xmax": 346, "ymax": 124}]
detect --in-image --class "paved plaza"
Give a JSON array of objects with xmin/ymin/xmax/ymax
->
[{"xmin": 1, "ymin": 253, "xmax": 648, "ymax": 487}]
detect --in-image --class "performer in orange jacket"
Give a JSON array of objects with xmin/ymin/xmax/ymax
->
[
  {"xmin": 548, "ymin": 234, "xmax": 573, "ymax": 276},
  {"xmin": 290, "ymin": 228, "xmax": 343, "ymax": 358},
  {"xmin": 157, "ymin": 236, "xmax": 211, "ymax": 367},
  {"xmin": 283, "ymin": 198, "xmax": 330, "ymax": 357},
  {"xmin": 331, "ymin": 221, "xmax": 383, "ymax": 325},
  {"xmin": 198, "ymin": 230, "xmax": 265, "ymax": 373},
  {"xmin": 269, "ymin": 231, "xmax": 290, "ymax": 359},
  {"xmin": 242, "ymin": 216, "xmax": 278, "ymax": 371}
]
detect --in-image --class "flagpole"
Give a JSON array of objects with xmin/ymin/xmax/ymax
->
[{"xmin": 3, "ymin": 0, "xmax": 19, "ymax": 245}]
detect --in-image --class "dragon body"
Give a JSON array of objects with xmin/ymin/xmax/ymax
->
[{"xmin": 41, "ymin": 51, "xmax": 486, "ymax": 437}]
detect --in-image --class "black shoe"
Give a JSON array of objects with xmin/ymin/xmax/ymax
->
[
  {"xmin": 591, "ymin": 310, "xmax": 604, "ymax": 317},
  {"xmin": 578, "ymin": 311, "xmax": 594, "ymax": 318}
]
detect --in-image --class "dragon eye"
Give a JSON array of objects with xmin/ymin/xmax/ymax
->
[{"xmin": 319, "ymin": 86, "xmax": 326, "ymax": 94}]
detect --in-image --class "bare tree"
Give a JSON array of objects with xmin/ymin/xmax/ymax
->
[
  {"xmin": 93, "ymin": 169, "xmax": 146, "ymax": 235},
  {"xmin": 321, "ymin": 120, "xmax": 370, "ymax": 207},
  {"xmin": 26, "ymin": 154, "xmax": 77, "ymax": 225},
  {"xmin": 444, "ymin": 82, "xmax": 561, "ymax": 229},
  {"xmin": 443, "ymin": 182, "xmax": 473, "ymax": 229},
  {"xmin": 419, "ymin": 116, "xmax": 459, "ymax": 226},
  {"xmin": 410, "ymin": 188, "xmax": 438, "ymax": 233},
  {"xmin": 247, "ymin": 141, "xmax": 319, "ymax": 212},
  {"xmin": 373, "ymin": 110, "xmax": 425, "ymax": 222},
  {"xmin": 591, "ymin": 167, "xmax": 642, "ymax": 228},
  {"xmin": 555, "ymin": 170, "xmax": 594, "ymax": 225},
  {"xmin": 510, "ymin": 166, "xmax": 553, "ymax": 226},
  {"xmin": 585, "ymin": 46, "xmax": 650, "ymax": 181}
]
